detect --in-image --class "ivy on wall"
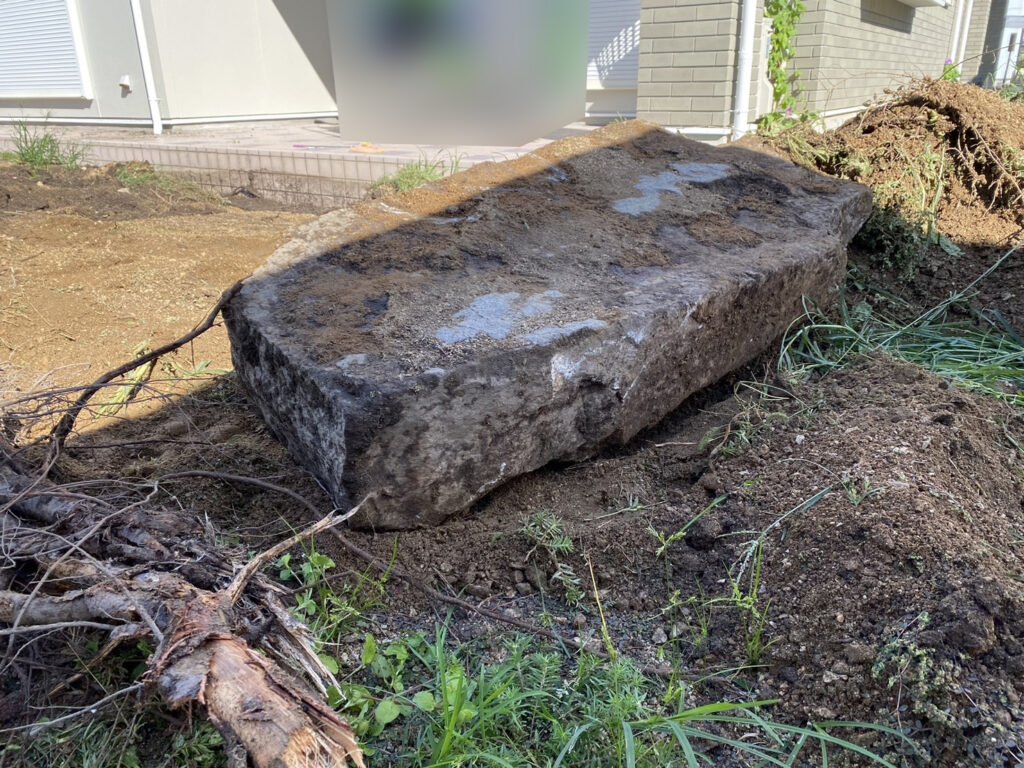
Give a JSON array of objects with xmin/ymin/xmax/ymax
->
[{"xmin": 764, "ymin": 0, "xmax": 807, "ymax": 115}]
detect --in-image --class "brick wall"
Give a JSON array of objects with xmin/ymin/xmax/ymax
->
[
  {"xmin": 796, "ymin": 0, "xmax": 957, "ymax": 113},
  {"xmin": 960, "ymin": 0, "xmax": 1001, "ymax": 83},
  {"xmin": 637, "ymin": 0, "xmax": 758, "ymax": 132},
  {"xmin": 638, "ymin": 0, "xmax": 960, "ymax": 133}
]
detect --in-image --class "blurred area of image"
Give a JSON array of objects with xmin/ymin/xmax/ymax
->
[{"xmin": 328, "ymin": 0, "xmax": 587, "ymax": 145}]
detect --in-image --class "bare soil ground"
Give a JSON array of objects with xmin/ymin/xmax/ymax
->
[
  {"xmin": 2, "ymin": 82, "xmax": 1024, "ymax": 767},
  {"xmin": 0, "ymin": 162, "xmax": 313, "ymax": 396}
]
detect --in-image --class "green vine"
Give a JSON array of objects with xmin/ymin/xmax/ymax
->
[{"xmin": 764, "ymin": 0, "xmax": 806, "ymax": 117}]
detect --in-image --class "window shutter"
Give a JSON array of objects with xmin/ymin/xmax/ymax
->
[
  {"xmin": 0, "ymin": 0, "xmax": 91, "ymax": 98},
  {"xmin": 587, "ymin": 0, "xmax": 641, "ymax": 89}
]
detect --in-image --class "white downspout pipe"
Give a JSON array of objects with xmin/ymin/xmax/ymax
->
[
  {"xmin": 732, "ymin": 0, "xmax": 759, "ymax": 141},
  {"xmin": 129, "ymin": 0, "xmax": 163, "ymax": 135},
  {"xmin": 949, "ymin": 0, "xmax": 968, "ymax": 65},
  {"xmin": 956, "ymin": 0, "xmax": 976, "ymax": 67}
]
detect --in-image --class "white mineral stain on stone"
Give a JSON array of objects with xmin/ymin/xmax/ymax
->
[
  {"xmin": 474, "ymin": 461, "xmax": 509, "ymax": 495},
  {"xmin": 437, "ymin": 290, "xmax": 563, "ymax": 344},
  {"xmin": 550, "ymin": 353, "xmax": 584, "ymax": 393},
  {"xmin": 336, "ymin": 353, "xmax": 368, "ymax": 370},
  {"xmin": 525, "ymin": 319, "xmax": 607, "ymax": 345},
  {"xmin": 613, "ymin": 162, "xmax": 732, "ymax": 216},
  {"xmin": 626, "ymin": 328, "xmax": 646, "ymax": 344},
  {"xmin": 429, "ymin": 214, "xmax": 481, "ymax": 225},
  {"xmin": 671, "ymin": 162, "xmax": 732, "ymax": 183}
]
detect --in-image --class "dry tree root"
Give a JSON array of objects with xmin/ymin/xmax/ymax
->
[
  {"xmin": 0, "ymin": 436, "xmax": 364, "ymax": 768},
  {"xmin": 44, "ymin": 281, "xmax": 243, "ymax": 469}
]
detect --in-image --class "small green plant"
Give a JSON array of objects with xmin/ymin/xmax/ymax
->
[
  {"xmin": 842, "ymin": 473, "xmax": 885, "ymax": 506},
  {"xmin": 999, "ymin": 62, "xmax": 1024, "ymax": 101},
  {"xmin": 699, "ymin": 380, "xmax": 817, "ymax": 457},
  {"xmin": 872, "ymin": 612, "xmax": 957, "ymax": 728},
  {"xmin": 115, "ymin": 162, "xmax": 162, "ymax": 188},
  {"xmin": 167, "ymin": 722, "xmax": 225, "ymax": 768},
  {"xmin": 277, "ymin": 540, "xmax": 390, "ymax": 667},
  {"xmin": 521, "ymin": 511, "xmax": 584, "ymax": 607},
  {"xmin": 663, "ymin": 585, "xmax": 713, "ymax": 652},
  {"xmin": 368, "ymin": 154, "xmax": 461, "ymax": 198},
  {"xmin": 161, "ymin": 357, "xmax": 231, "ymax": 381},
  {"xmin": 941, "ymin": 58, "xmax": 961, "ymax": 82},
  {"xmin": 96, "ymin": 342, "xmax": 155, "ymax": 417},
  {"xmin": 110, "ymin": 161, "xmax": 219, "ymax": 203},
  {"xmin": 724, "ymin": 541, "xmax": 777, "ymax": 666},
  {"xmin": 649, "ymin": 495, "xmax": 727, "ymax": 558},
  {"xmin": 11, "ymin": 121, "xmax": 86, "ymax": 171},
  {"xmin": 853, "ymin": 205, "xmax": 927, "ymax": 279}
]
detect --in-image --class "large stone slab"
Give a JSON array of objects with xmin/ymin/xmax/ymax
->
[{"xmin": 224, "ymin": 122, "xmax": 872, "ymax": 529}]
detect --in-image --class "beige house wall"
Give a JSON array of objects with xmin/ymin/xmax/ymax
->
[
  {"xmin": 797, "ymin": 0, "xmax": 957, "ymax": 114},
  {"xmin": 1, "ymin": 0, "xmax": 336, "ymax": 126},
  {"xmin": 145, "ymin": 0, "xmax": 335, "ymax": 120},
  {"xmin": 638, "ymin": 0, "xmax": 966, "ymax": 134},
  {"xmin": 960, "ymin": 0, "xmax": 1000, "ymax": 83},
  {"xmin": 0, "ymin": 0, "xmax": 152, "ymax": 122},
  {"xmin": 638, "ymin": 0, "xmax": 765, "ymax": 134}
]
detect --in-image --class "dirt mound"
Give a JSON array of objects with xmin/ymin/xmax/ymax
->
[
  {"xmin": 750, "ymin": 80, "xmax": 1024, "ymax": 334},
  {"xmin": 0, "ymin": 160, "xmax": 304, "ymax": 219},
  {"xmin": 763, "ymin": 79, "xmax": 1024, "ymax": 224},
  {"xmin": 833, "ymin": 79, "xmax": 1024, "ymax": 213},
  {"xmin": 337, "ymin": 357, "xmax": 1024, "ymax": 764},
  {"xmin": 60, "ymin": 353, "xmax": 1024, "ymax": 764}
]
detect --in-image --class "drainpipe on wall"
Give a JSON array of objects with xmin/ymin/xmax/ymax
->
[
  {"xmin": 956, "ymin": 0, "xmax": 975, "ymax": 67},
  {"xmin": 129, "ymin": 0, "xmax": 163, "ymax": 135},
  {"xmin": 732, "ymin": 0, "xmax": 759, "ymax": 141},
  {"xmin": 949, "ymin": 0, "xmax": 968, "ymax": 64}
]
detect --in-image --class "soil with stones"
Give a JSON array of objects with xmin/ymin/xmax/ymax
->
[{"xmin": 3, "ymin": 86, "xmax": 1024, "ymax": 768}]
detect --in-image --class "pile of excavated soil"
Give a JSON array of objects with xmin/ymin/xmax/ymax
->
[{"xmin": 750, "ymin": 79, "xmax": 1024, "ymax": 333}]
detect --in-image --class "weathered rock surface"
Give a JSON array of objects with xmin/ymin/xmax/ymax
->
[{"xmin": 224, "ymin": 121, "xmax": 872, "ymax": 529}]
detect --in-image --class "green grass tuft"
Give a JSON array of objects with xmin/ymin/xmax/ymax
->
[
  {"xmin": 368, "ymin": 155, "xmax": 461, "ymax": 198},
  {"xmin": 781, "ymin": 245, "xmax": 1024, "ymax": 407},
  {"xmin": 323, "ymin": 624, "xmax": 911, "ymax": 766},
  {"xmin": 10, "ymin": 121, "xmax": 86, "ymax": 171}
]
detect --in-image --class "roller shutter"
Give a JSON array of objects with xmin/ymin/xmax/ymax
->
[{"xmin": 587, "ymin": 0, "xmax": 641, "ymax": 89}]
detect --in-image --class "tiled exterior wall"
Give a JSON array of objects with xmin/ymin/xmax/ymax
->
[
  {"xmin": 960, "ymin": 0, "xmax": 1001, "ymax": 83},
  {"xmin": 637, "ymin": 0, "xmax": 755, "ymax": 131},
  {"xmin": 796, "ymin": 0, "xmax": 956, "ymax": 113},
  {"xmin": 638, "ymin": 0, "xmax": 966, "ymax": 132}
]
